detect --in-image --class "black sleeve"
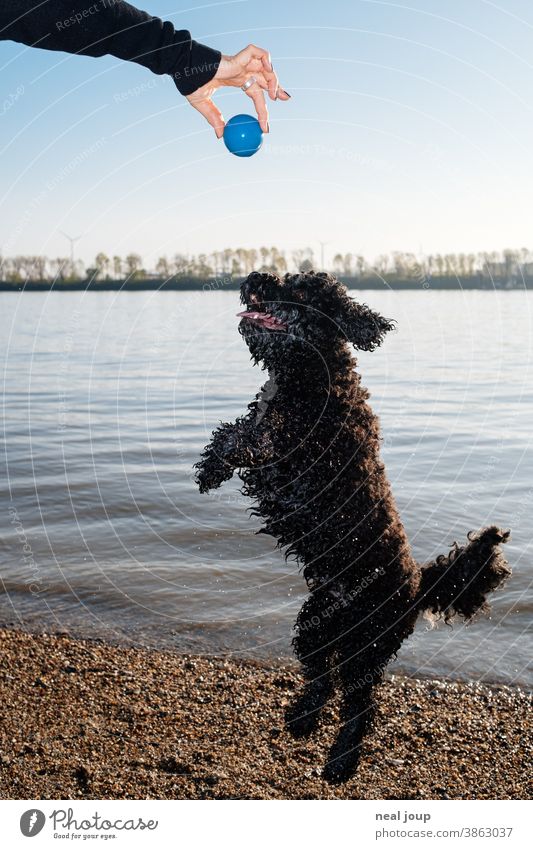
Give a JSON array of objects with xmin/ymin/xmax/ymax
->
[{"xmin": 0, "ymin": 0, "xmax": 221, "ymax": 96}]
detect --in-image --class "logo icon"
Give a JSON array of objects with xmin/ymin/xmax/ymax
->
[{"xmin": 20, "ymin": 809, "xmax": 46, "ymax": 837}]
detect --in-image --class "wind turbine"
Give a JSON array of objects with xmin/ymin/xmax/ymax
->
[
  {"xmin": 60, "ymin": 230, "xmax": 82, "ymax": 272},
  {"xmin": 318, "ymin": 240, "xmax": 330, "ymax": 270}
]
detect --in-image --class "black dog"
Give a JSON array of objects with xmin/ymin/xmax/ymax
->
[{"xmin": 195, "ymin": 271, "xmax": 511, "ymax": 784}]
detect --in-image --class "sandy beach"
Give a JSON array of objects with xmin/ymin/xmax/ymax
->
[{"xmin": 0, "ymin": 627, "xmax": 530, "ymax": 800}]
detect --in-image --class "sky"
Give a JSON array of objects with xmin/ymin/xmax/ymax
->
[{"xmin": 1, "ymin": 0, "xmax": 533, "ymax": 269}]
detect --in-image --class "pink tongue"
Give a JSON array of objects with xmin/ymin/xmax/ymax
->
[
  {"xmin": 237, "ymin": 310, "xmax": 263, "ymax": 319},
  {"xmin": 237, "ymin": 310, "xmax": 287, "ymax": 331}
]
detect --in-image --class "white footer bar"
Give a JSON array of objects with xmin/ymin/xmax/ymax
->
[{"xmin": 2, "ymin": 799, "xmax": 530, "ymax": 848}]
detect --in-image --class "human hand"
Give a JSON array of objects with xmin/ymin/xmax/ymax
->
[{"xmin": 186, "ymin": 43, "xmax": 291, "ymax": 138}]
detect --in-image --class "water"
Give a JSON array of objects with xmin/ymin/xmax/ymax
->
[{"xmin": 1, "ymin": 290, "xmax": 532, "ymax": 687}]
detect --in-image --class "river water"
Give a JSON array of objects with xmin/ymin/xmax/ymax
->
[{"xmin": 1, "ymin": 289, "xmax": 531, "ymax": 686}]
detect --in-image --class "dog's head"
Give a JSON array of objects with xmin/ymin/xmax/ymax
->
[{"xmin": 238, "ymin": 270, "xmax": 394, "ymax": 366}]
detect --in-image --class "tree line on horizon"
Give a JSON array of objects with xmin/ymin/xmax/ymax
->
[{"xmin": 1, "ymin": 246, "xmax": 533, "ymax": 284}]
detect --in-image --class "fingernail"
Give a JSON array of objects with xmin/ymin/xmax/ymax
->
[
  {"xmin": 266, "ymin": 122, "xmax": 270, "ymax": 133},
  {"xmin": 283, "ymin": 90, "xmax": 291, "ymax": 98}
]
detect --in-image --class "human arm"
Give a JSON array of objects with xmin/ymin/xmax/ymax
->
[{"xmin": 0, "ymin": 2, "xmax": 290, "ymax": 133}]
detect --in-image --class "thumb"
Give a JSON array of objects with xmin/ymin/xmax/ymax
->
[{"xmin": 189, "ymin": 97, "xmax": 225, "ymax": 139}]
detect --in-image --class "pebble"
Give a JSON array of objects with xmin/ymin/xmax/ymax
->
[{"xmin": 0, "ymin": 627, "xmax": 530, "ymax": 800}]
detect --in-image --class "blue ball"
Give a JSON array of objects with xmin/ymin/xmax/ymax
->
[{"xmin": 223, "ymin": 114, "xmax": 263, "ymax": 157}]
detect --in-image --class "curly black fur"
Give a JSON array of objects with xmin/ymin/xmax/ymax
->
[{"xmin": 195, "ymin": 271, "xmax": 511, "ymax": 784}]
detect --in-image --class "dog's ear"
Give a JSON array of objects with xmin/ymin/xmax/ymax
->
[{"xmin": 337, "ymin": 301, "xmax": 395, "ymax": 350}]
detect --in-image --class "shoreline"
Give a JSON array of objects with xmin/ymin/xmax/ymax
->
[
  {"xmin": 0, "ymin": 620, "xmax": 526, "ymax": 692},
  {"xmin": 0, "ymin": 628, "xmax": 531, "ymax": 800},
  {"xmin": 1, "ymin": 277, "xmax": 530, "ymax": 292}
]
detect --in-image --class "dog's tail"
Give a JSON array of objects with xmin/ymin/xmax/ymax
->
[{"xmin": 417, "ymin": 526, "xmax": 511, "ymax": 622}]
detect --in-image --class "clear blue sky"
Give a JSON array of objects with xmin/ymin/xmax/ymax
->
[{"xmin": 1, "ymin": 0, "xmax": 533, "ymax": 268}]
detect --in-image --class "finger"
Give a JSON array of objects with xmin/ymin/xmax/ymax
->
[
  {"xmin": 239, "ymin": 45, "xmax": 278, "ymax": 99},
  {"xmin": 246, "ymin": 51, "xmax": 287, "ymax": 101},
  {"xmin": 257, "ymin": 68, "xmax": 278, "ymax": 101},
  {"xmin": 190, "ymin": 97, "xmax": 225, "ymax": 138},
  {"xmin": 240, "ymin": 69, "xmax": 277, "ymax": 101},
  {"xmin": 257, "ymin": 62, "xmax": 280, "ymax": 100},
  {"xmin": 246, "ymin": 71, "xmax": 270, "ymax": 93},
  {"xmin": 261, "ymin": 53, "xmax": 274, "ymax": 74},
  {"xmin": 245, "ymin": 58, "xmax": 264, "ymax": 74},
  {"xmin": 246, "ymin": 85, "xmax": 269, "ymax": 133},
  {"xmin": 237, "ymin": 43, "xmax": 273, "ymax": 71}
]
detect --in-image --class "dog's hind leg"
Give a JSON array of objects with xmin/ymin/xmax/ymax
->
[
  {"xmin": 285, "ymin": 593, "xmax": 335, "ymax": 738},
  {"xmin": 322, "ymin": 654, "xmax": 383, "ymax": 784},
  {"xmin": 285, "ymin": 662, "xmax": 333, "ymax": 739}
]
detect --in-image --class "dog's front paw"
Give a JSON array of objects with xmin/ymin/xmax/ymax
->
[{"xmin": 194, "ymin": 454, "xmax": 233, "ymax": 494}]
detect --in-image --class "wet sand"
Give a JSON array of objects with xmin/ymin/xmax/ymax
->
[{"xmin": 0, "ymin": 628, "xmax": 531, "ymax": 800}]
